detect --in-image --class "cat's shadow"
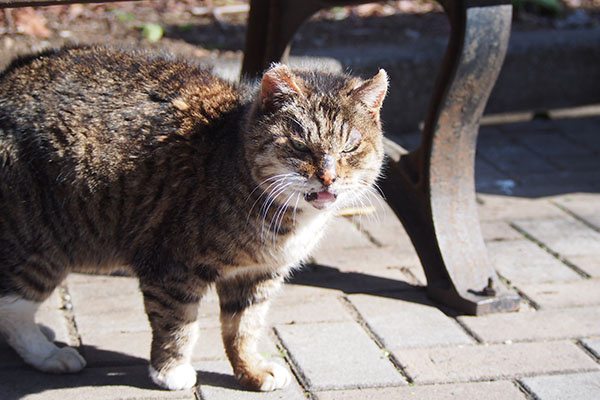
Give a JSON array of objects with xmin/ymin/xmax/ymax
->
[
  {"xmin": 288, "ymin": 263, "xmax": 433, "ymax": 305},
  {"xmin": 0, "ymin": 344, "xmax": 242, "ymax": 399}
]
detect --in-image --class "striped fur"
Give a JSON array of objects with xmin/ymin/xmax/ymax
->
[{"xmin": 0, "ymin": 46, "xmax": 387, "ymax": 391}]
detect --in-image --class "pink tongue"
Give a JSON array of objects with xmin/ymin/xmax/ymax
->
[{"xmin": 316, "ymin": 191, "xmax": 336, "ymax": 201}]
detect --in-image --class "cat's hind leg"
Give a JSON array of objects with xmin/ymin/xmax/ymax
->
[{"xmin": 0, "ymin": 296, "xmax": 86, "ymax": 373}]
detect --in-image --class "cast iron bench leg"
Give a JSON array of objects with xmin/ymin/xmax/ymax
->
[
  {"xmin": 242, "ymin": 0, "xmax": 521, "ymax": 314},
  {"xmin": 381, "ymin": 2, "xmax": 520, "ymax": 314}
]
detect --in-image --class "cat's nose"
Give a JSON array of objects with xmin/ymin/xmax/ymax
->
[
  {"xmin": 318, "ymin": 155, "xmax": 337, "ymax": 186},
  {"xmin": 318, "ymin": 168, "xmax": 337, "ymax": 186}
]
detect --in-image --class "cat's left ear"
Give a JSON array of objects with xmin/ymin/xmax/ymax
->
[
  {"xmin": 351, "ymin": 69, "xmax": 388, "ymax": 119},
  {"xmin": 261, "ymin": 64, "xmax": 304, "ymax": 110}
]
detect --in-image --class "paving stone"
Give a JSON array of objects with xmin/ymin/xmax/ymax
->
[
  {"xmin": 581, "ymin": 338, "xmax": 600, "ymax": 359},
  {"xmin": 74, "ymin": 308, "xmax": 151, "ymax": 336},
  {"xmin": 268, "ymin": 293, "xmax": 354, "ymax": 325},
  {"xmin": 393, "ymin": 341, "xmax": 599, "ymax": 384},
  {"xmin": 509, "ymin": 171, "xmax": 600, "ymax": 197},
  {"xmin": 287, "ymin": 263, "xmax": 421, "ymax": 296},
  {"xmin": 554, "ymin": 193, "xmax": 600, "ymax": 230},
  {"xmin": 518, "ymin": 279, "xmax": 600, "ymax": 309},
  {"xmin": 194, "ymin": 360, "xmax": 306, "ymax": 400},
  {"xmin": 555, "ymin": 116, "xmax": 600, "ymax": 152},
  {"xmin": 316, "ymin": 380, "xmax": 527, "ymax": 400},
  {"xmin": 566, "ymin": 255, "xmax": 600, "ymax": 278},
  {"xmin": 80, "ymin": 330, "xmax": 150, "ymax": 367},
  {"xmin": 458, "ymin": 307, "xmax": 600, "ymax": 343},
  {"xmin": 353, "ymin": 198, "xmax": 416, "ymax": 250},
  {"xmin": 477, "ymin": 194, "xmax": 563, "ymax": 221},
  {"xmin": 486, "ymin": 239, "xmax": 581, "ymax": 284},
  {"xmin": 348, "ymin": 292, "xmax": 474, "ymax": 349},
  {"xmin": 520, "ymin": 371, "xmax": 600, "ymax": 400},
  {"xmin": 477, "ymin": 134, "xmax": 558, "ymax": 175},
  {"xmin": 0, "ymin": 365, "xmax": 193, "ymax": 399},
  {"xmin": 275, "ymin": 321, "xmax": 406, "ymax": 390},
  {"xmin": 320, "ymin": 215, "xmax": 376, "ymax": 249},
  {"xmin": 480, "ymin": 220, "xmax": 523, "ymax": 242},
  {"xmin": 513, "ymin": 216, "xmax": 600, "ymax": 257}
]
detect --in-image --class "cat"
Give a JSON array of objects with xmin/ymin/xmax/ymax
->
[{"xmin": 0, "ymin": 46, "xmax": 388, "ymax": 391}]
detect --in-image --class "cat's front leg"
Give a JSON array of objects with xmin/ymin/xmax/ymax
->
[
  {"xmin": 217, "ymin": 270, "xmax": 291, "ymax": 391},
  {"xmin": 140, "ymin": 280, "xmax": 207, "ymax": 391}
]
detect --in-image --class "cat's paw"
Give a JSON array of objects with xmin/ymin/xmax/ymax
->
[
  {"xmin": 237, "ymin": 361, "xmax": 292, "ymax": 392},
  {"xmin": 149, "ymin": 363, "xmax": 197, "ymax": 391},
  {"xmin": 38, "ymin": 347, "xmax": 86, "ymax": 373}
]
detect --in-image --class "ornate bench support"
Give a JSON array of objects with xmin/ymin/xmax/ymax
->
[{"xmin": 381, "ymin": 2, "xmax": 519, "ymax": 314}]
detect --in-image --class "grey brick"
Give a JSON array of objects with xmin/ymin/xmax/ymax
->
[
  {"xmin": 477, "ymin": 194, "xmax": 563, "ymax": 221},
  {"xmin": 458, "ymin": 307, "xmax": 600, "ymax": 343},
  {"xmin": 581, "ymin": 338, "xmax": 600, "ymax": 359},
  {"xmin": 0, "ymin": 365, "xmax": 193, "ymax": 399},
  {"xmin": 194, "ymin": 360, "xmax": 306, "ymax": 400},
  {"xmin": 566, "ymin": 255, "xmax": 600, "ymax": 278},
  {"xmin": 80, "ymin": 330, "xmax": 150, "ymax": 367},
  {"xmin": 74, "ymin": 308, "xmax": 151, "ymax": 336},
  {"xmin": 275, "ymin": 321, "xmax": 406, "ymax": 390},
  {"xmin": 520, "ymin": 371, "xmax": 600, "ymax": 400},
  {"xmin": 286, "ymin": 262, "xmax": 421, "ymax": 296},
  {"xmin": 268, "ymin": 294, "xmax": 354, "ymax": 325},
  {"xmin": 486, "ymin": 239, "xmax": 580, "ymax": 284},
  {"xmin": 316, "ymin": 381, "xmax": 526, "ymax": 400},
  {"xmin": 513, "ymin": 216, "xmax": 600, "ymax": 257},
  {"xmin": 477, "ymin": 134, "xmax": 558, "ymax": 175},
  {"xmin": 554, "ymin": 193, "xmax": 600, "ymax": 231},
  {"xmin": 393, "ymin": 341, "xmax": 599, "ymax": 384},
  {"xmin": 348, "ymin": 292, "xmax": 474, "ymax": 349},
  {"xmin": 480, "ymin": 220, "xmax": 523, "ymax": 242},
  {"xmin": 353, "ymin": 198, "xmax": 416, "ymax": 250},
  {"xmin": 518, "ymin": 279, "xmax": 600, "ymax": 309}
]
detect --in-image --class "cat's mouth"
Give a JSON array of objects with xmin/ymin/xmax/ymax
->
[{"xmin": 304, "ymin": 190, "xmax": 337, "ymax": 210}]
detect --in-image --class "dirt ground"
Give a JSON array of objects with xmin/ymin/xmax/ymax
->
[{"xmin": 1, "ymin": 0, "xmax": 599, "ymax": 72}]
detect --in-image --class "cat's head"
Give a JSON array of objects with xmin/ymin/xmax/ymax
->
[{"xmin": 244, "ymin": 64, "xmax": 388, "ymax": 212}]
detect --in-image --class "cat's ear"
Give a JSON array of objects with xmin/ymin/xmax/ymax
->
[
  {"xmin": 351, "ymin": 69, "xmax": 388, "ymax": 118},
  {"xmin": 261, "ymin": 64, "xmax": 303, "ymax": 109}
]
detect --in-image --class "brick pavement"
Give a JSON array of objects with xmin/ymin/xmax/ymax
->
[{"xmin": 1, "ymin": 115, "xmax": 599, "ymax": 399}]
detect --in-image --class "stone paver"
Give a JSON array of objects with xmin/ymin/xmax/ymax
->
[
  {"xmin": 477, "ymin": 194, "xmax": 564, "ymax": 221},
  {"xmin": 518, "ymin": 279, "xmax": 600, "ymax": 309},
  {"xmin": 0, "ymin": 365, "xmax": 194, "ymax": 399},
  {"xmin": 485, "ymin": 239, "xmax": 581, "ymax": 283},
  {"xmin": 565, "ymin": 255, "xmax": 600, "ymax": 278},
  {"xmin": 458, "ymin": 307, "xmax": 600, "ymax": 343},
  {"xmin": 513, "ymin": 216, "xmax": 600, "ymax": 257},
  {"xmin": 316, "ymin": 381, "xmax": 527, "ymax": 400},
  {"xmin": 275, "ymin": 321, "xmax": 406, "ymax": 390},
  {"xmin": 520, "ymin": 371, "xmax": 600, "ymax": 400},
  {"xmin": 348, "ymin": 292, "xmax": 474, "ymax": 349},
  {"xmin": 393, "ymin": 341, "xmax": 599, "ymax": 384},
  {"xmin": 194, "ymin": 360, "xmax": 306, "ymax": 400},
  {"xmin": 581, "ymin": 338, "xmax": 600, "ymax": 359},
  {"xmin": 554, "ymin": 193, "xmax": 600, "ymax": 230}
]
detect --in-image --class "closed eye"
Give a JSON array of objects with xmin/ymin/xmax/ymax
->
[
  {"xmin": 343, "ymin": 128, "xmax": 362, "ymax": 153},
  {"xmin": 291, "ymin": 139, "xmax": 310, "ymax": 152}
]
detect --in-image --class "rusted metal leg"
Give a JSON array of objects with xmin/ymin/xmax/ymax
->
[
  {"xmin": 381, "ymin": 2, "xmax": 520, "ymax": 315},
  {"xmin": 241, "ymin": 0, "xmax": 323, "ymax": 79}
]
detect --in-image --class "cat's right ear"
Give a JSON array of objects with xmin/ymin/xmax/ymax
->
[{"xmin": 260, "ymin": 64, "xmax": 303, "ymax": 110}]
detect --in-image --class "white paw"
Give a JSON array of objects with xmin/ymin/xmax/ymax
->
[
  {"xmin": 38, "ymin": 347, "xmax": 86, "ymax": 373},
  {"xmin": 258, "ymin": 362, "xmax": 292, "ymax": 392},
  {"xmin": 38, "ymin": 324, "xmax": 56, "ymax": 342},
  {"xmin": 149, "ymin": 363, "xmax": 197, "ymax": 391}
]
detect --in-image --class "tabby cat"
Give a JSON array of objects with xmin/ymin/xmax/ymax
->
[{"xmin": 0, "ymin": 46, "xmax": 388, "ymax": 391}]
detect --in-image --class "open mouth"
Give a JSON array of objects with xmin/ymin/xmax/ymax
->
[{"xmin": 304, "ymin": 190, "xmax": 338, "ymax": 209}]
